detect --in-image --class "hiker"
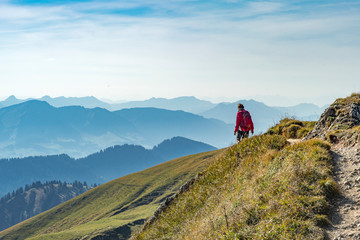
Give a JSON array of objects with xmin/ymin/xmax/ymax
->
[{"xmin": 234, "ymin": 103, "xmax": 254, "ymax": 142}]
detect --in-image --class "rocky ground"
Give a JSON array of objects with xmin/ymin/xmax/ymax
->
[{"xmin": 325, "ymin": 143, "xmax": 360, "ymax": 240}]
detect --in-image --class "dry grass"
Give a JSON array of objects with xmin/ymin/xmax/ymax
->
[
  {"xmin": 135, "ymin": 134, "xmax": 336, "ymax": 240},
  {"xmin": 267, "ymin": 118, "xmax": 316, "ymax": 139}
]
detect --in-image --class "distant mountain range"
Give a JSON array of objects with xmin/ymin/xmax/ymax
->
[
  {"xmin": 0, "ymin": 95, "xmax": 112, "ymax": 110},
  {"xmin": 0, "ymin": 136, "xmax": 216, "ymax": 197},
  {"xmin": 0, "ymin": 96, "xmax": 327, "ymax": 158},
  {"xmin": 1, "ymin": 95, "xmax": 326, "ymax": 119},
  {"xmin": 0, "ymin": 180, "xmax": 93, "ymax": 231},
  {"xmin": 111, "ymin": 96, "xmax": 215, "ymax": 114},
  {"xmin": 0, "ymin": 100, "xmax": 227, "ymax": 158}
]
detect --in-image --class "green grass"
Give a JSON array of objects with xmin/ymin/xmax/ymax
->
[
  {"xmin": 267, "ymin": 118, "xmax": 316, "ymax": 139},
  {"xmin": 0, "ymin": 149, "xmax": 224, "ymax": 240},
  {"xmin": 135, "ymin": 134, "xmax": 336, "ymax": 240}
]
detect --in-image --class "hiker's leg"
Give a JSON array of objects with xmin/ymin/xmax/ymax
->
[
  {"xmin": 237, "ymin": 130, "xmax": 241, "ymax": 142},
  {"xmin": 238, "ymin": 131, "xmax": 246, "ymax": 142},
  {"xmin": 243, "ymin": 131, "xmax": 249, "ymax": 139}
]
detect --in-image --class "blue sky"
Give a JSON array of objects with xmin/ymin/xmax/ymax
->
[{"xmin": 0, "ymin": 0, "xmax": 359, "ymax": 106}]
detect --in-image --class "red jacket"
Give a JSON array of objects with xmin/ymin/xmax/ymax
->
[{"xmin": 235, "ymin": 109, "xmax": 254, "ymax": 132}]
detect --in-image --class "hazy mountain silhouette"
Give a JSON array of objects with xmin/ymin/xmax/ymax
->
[
  {"xmin": 0, "ymin": 96, "xmax": 325, "ymax": 133},
  {"xmin": 0, "ymin": 100, "xmax": 138, "ymax": 158},
  {"xmin": 0, "ymin": 96, "xmax": 215, "ymax": 113},
  {"xmin": 115, "ymin": 107, "xmax": 233, "ymax": 147},
  {"xmin": 112, "ymin": 96, "xmax": 215, "ymax": 113},
  {"xmin": 40, "ymin": 95, "xmax": 113, "ymax": 109},
  {"xmin": 0, "ymin": 101, "xmax": 229, "ymax": 158},
  {"xmin": 0, "ymin": 95, "xmax": 112, "ymax": 109},
  {"xmin": 78, "ymin": 136, "xmax": 216, "ymax": 181},
  {"xmin": 0, "ymin": 95, "xmax": 23, "ymax": 107},
  {"xmin": 0, "ymin": 137, "xmax": 216, "ymax": 197},
  {"xmin": 274, "ymin": 103, "xmax": 328, "ymax": 120},
  {"xmin": 152, "ymin": 136, "xmax": 217, "ymax": 161}
]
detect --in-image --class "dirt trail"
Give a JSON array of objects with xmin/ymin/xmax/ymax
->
[
  {"xmin": 286, "ymin": 139, "xmax": 301, "ymax": 145},
  {"xmin": 325, "ymin": 143, "xmax": 360, "ymax": 240}
]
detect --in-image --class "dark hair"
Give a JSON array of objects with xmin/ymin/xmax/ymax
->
[{"xmin": 237, "ymin": 103, "xmax": 244, "ymax": 109}]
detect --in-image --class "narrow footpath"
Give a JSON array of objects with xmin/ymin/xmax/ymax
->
[{"xmin": 326, "ymin": 144, "xmax": 360, "ymax": 240}]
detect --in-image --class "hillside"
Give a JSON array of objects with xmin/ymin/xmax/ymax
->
[
  {"xmin": 0, "ymin": 149, "xmax": 224, "ymax": 240},
  {"xmin": 303, "ymin": 93, "xmax": 360, "ymax": 239},
  {"xmin": 2, "ymin": 95, "xmax": 357, "ymax": 239},
  {"xmin": 135, "ymin": 135, "xmax": 335, "ymax": 239},
  {"xmin": 0, "ymin": 181, "xmax": 93, "ymax": 231},
  {"xmin": 134, "ymin": 94, "xmax": 360, "ymax": 240},
  {"xmin": 0, "ymin": 137, "xmax": 216, "ymax": 197}
]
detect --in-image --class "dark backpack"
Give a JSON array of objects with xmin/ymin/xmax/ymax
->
[{"xmin": 240, "ymin": 110, "xmax": 252, "ymax": 130}]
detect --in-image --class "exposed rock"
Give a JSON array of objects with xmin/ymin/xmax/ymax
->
[{"xmin": 304, "ymin": 94, "xmax": 360, "ymax": 141}]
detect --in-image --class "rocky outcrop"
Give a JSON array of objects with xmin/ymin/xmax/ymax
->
[{"xmin": 305, "ymin": 94, "xmax": 360, "ymax": 141}]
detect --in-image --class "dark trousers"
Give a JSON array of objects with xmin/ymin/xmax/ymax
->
[{"xmin": 237, "ymin": 130, "xmax": 249, "ymax": 142}]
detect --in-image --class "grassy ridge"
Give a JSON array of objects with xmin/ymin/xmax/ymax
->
[
  {"xmin": 135, "ymin": 135, "xmax": 337, "ymax": 239},
  {"xmin": 0, "ymin": 149, "xmax": 224, "ymax": 240}
]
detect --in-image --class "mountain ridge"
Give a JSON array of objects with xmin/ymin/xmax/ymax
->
[
  {"xmin": 0, "ymin": 136, "xmax": 216, "ymax": 197},
  {"xmin": 0, "ymin": 100, "xmax": 228, "ymax": 158}
]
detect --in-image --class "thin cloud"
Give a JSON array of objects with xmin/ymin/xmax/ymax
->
[{"xmin": 0, "ymin": 0, "xmax": 359, "ymax": 103}]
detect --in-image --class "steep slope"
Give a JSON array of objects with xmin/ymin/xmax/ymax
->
[
  {"xmin": 135, "ymin": 93, "xmax": 360, "ymax": 240},
  {"xmin": 0, "ymin": 149, "xmax": 224, "ymax": 240},
  {"xmin": 0, "ymin": 137, "xmax": 216, "ymax": 197},
  {"xmin": 302, "ymin": 93, "xmax": 360, "ymax": 239},
  {"xmin": 0, "ymin": 181, "xmax": 93, "ymax": 231},
  {"xmin": 135, "ymin": 134, "xmax": 336, "ymax": 240}
]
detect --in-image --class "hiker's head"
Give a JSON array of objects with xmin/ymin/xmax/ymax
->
[{"xmin": 237, "ymin": 103, "xmax": 244, "ymax": 110}]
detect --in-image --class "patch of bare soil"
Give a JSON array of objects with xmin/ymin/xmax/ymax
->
[
  {"xmin": 325, "ymin": 143, "xmax": 360, "ymax": 240},
  {"xmin": 286, "ymin": 139, "xmax": 301, "ymax": 145}
]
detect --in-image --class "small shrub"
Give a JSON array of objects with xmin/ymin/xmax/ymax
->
[
  {"xmin": 267, "ymin": 118, "xmax": 316, "ymax": 139},
  {"xmin": 285, "ymin": 124, "xmax": 301, "ymax": 138}
]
